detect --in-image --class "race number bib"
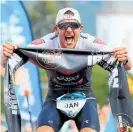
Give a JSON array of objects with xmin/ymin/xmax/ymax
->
[{"xmin": 56, "ymin": 92, "xmax": 86, "ymax": 118}]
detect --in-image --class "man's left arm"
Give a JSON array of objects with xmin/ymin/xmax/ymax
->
[
  {"xmin": 93, "ymin": 39, "xmax": 132, "ymax": 70},
  {"xmin": 113, "ymin": 47, "xmax": 132, "ymax": 70}
]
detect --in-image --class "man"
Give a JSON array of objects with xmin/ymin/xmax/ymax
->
[{"xmin": 2, "ymin": 7, "xmax": 132, "ymax": 132}]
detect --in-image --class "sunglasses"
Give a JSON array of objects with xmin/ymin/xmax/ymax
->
[{"xmin": 57, "ymin": 22, "xmax": 81, "ymax": 30}]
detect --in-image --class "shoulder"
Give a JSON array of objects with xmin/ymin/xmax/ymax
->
[
  {"xmin": 78, "ymin": 33, "xmax": 108, "ymax": 50},
  {"xmin": 93, "ymin": 38, "xmax": 106, "ymax": 45},
  {"xmin": 80, "ymin": 32, "xmax": 96, "ymax": 41},
  {"xmin": 41, "ymin": 32, "xmax": 58, "ymax": 41},
  {"xmin": 76, "ymin": 33, "xmax": 95, "ymax": 49},
  {"xmin": 28, "ymin": 32, "xmax": 57, "ymax": 47},
  {"xmin": 80, "ymin": 32, "xmax": 106, "ymax": 45}
]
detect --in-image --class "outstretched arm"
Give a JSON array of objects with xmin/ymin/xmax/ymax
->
[{"xmin": 93, "ymin": 39, "xmax": 132, "ymax": 70}]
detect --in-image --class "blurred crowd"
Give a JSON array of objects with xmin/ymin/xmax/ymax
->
[{"xmin": 0, "ymin": 115, "xmax": 7, "ymax": 132}]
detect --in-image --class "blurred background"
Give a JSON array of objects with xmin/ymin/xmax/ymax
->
[{"xmin": 1, "ymin": 1, "xmax": 133, "ymax": 132}]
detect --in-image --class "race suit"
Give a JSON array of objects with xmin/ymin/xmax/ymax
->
[{"xmin": 29, "ymin": 32, "xmax": 105, "ymax": 132}]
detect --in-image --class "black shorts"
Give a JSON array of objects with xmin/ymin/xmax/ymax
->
[{"xmin": 37, "ymin": 98, "xmax": 100, "ymax": 132}]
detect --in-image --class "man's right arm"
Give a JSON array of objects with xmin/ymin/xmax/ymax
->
[
  {"xmin": 2, "ymin": 35, "xmax": 48, "ymax": 68},
  {"xmin": 2, "ymin": 42, "xmax": 19, "ymax": 68},
  {"xmin": 2, "ymin": 32, "xmax": 62, "ymax": 68}
]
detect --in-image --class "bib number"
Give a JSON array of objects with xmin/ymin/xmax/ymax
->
[{"xmin": 56, "ymin": 92, "xmax": 86, "ymax": 118}]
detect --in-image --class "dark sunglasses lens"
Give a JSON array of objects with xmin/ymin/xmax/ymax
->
[
  {"xmin": 58, "ymin": 23, "xmax": 68, "ymax": 29},
  {"xmin": 57, "ymin": 22, "xmax": 80, "ymax": 30},
  {"xmin": 71, "ymin": 23, "xmax": 80, "ymax": 29}
]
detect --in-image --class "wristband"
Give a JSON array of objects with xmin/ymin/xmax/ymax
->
[{"xmin": 123, "ymin": 58, "xmax": 128, "ymax": 66}]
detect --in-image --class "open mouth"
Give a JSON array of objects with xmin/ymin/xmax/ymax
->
[{"xmin": 65, "ymin": 36, "xmax": 74, "ymax": 43}]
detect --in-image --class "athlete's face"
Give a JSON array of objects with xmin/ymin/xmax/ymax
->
[{"xmin": 54, "ymin": 20, "xmax": 83, "ymax": 48}]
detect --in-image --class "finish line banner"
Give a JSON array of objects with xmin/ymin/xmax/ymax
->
[
  {"xmin": 1, "ymin": 1, "xmax": 43, "ymax": 131},
  {"xmin": 4, "ymin": 47, "xmax": 133, "ymax": 132}
]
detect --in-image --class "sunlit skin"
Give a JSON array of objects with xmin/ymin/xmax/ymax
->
[{"xmin": 54, "ymin": 19, "xmax": 83, "ymax": 49}]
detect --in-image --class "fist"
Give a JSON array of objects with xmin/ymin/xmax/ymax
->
[
  {"xmin": 2, "ymin": 42, "xmax": 19, "ymax": 57},
  {"xmin": 113, "ymin": 47, "xmax": 127, "ymax": 62}
]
